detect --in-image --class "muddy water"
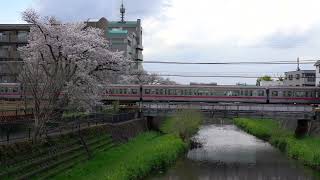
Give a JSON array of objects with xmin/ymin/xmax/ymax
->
[{"xmin": 149, "ymin": 120, "xmax": 320, "ymax": 180}]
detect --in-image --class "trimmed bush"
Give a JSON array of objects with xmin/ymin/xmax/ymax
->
[
  {"xmin": 161, "ymin": 110, "xmax": 203, "ymax": 141},
  {"xmin": 234, "ymin": 118, "xmax": 320, "ymax": 168}
]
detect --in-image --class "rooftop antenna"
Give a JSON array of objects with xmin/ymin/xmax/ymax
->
[
  {"xmin": 120, "ymin": 0, "xmax": 126, "ymax": 23},
  {"xmin": 297, "ymin": 57, "xmax": 300, "ymax": 71}
]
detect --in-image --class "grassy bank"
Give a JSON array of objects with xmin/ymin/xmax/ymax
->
[
  {"xmin": 53, "ymin": 132, "xmax": 186, "ymax": 180},
  {"xmin": 234, "ymin": 118, "xmax": 320, "ymax": 169}
]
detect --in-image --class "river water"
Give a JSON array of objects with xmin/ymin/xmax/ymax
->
[{"xmin": 149, "ymin": 119, "xmax": 320, "ymax": 180}]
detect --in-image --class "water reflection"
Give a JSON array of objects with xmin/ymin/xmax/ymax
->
[{"xmin": 149, "ymin": 122, "xmax": 319, "ymax": 180}]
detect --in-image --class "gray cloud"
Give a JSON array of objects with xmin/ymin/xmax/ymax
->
[
  {"xmin": 261, "ymin": 32, "xmax": 310, "ymax": 49},
  {"xmin": 34, "ymin": 0, "xmax": 167, "ymax": 22}
]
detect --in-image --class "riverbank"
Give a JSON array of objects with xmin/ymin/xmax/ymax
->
[
  {"xmin": 53, "ymin": 132, "xmax": 186, "ymax": 180},
  {"xmin": 234, "ymin": 118, "xmax": 320, "ymax": 169}
]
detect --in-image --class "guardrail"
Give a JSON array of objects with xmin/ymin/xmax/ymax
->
[{"xmin": 141, "ymin": 102, "xmax": 314, "ymax": 112}]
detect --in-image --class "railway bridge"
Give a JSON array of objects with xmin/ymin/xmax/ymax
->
[{"xmin": 133, "ymin": 102, "xmax": 316, "ymax": 120}]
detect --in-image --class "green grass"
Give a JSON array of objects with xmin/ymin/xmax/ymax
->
[
  {"xmin": 234, "ymin": 118, "xmax": 320, "ymax": 168},
  {"xmin": 53, "ymin": 132, "xmax": 187, "ymax": 180}
]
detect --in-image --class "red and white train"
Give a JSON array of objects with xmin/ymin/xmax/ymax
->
[
  {"xmin": 1, "ymin": 83, "xmax": 320, "ymax": 104},
  {"xmin": 105, "ymin": 84, "xmax": 320, "ymax": 104}
]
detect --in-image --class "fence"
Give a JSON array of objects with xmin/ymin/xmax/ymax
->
[{"xmin": 0, "ymin": 112, "xmax": 137, "ymax": 144}]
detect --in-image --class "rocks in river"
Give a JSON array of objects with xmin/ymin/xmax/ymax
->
[{"xmin": 190, "ymin": 140, "xmax": 203, "ymax": 149}]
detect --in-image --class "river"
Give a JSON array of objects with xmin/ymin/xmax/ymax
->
[{"xmin": 148, "ymin": 119, "xmax": 320, "ymax": 180}]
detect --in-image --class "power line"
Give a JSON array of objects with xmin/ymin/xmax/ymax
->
[
  {"xmin": 128, "ymin": 74, "xmax": 282, "ymax": 78},
  {"xmin": 141, "ymin": 60, "xmax": 318, "ymax": 65}
]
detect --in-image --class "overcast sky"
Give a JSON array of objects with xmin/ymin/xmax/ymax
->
[{"xmin": 1, "ymin": 0, "xmax": 320, "ymax": 85}]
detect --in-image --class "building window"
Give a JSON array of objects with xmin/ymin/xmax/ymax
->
[
  {"xmin": 295, "ymin": 74, "xmax": 300, "ymax": 80},
  {"xmin": 288, "ymin": 75, "xmax": 293, "ymax": 80},
  {"xmin": 17, "ymin": 31, "xmax": 28, "ymax": 42}
]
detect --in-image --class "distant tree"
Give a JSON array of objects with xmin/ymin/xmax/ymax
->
[
  {"xmin": 256, "ymin": 75, "xmax": 273, "ymax": 86},
  {"xmin": 277, "ymin": 76, "xmax": 284, "ymax": 81},
  {"xmin": 19, "ymin": 9, "xmax": 128, "ymax": 141}
]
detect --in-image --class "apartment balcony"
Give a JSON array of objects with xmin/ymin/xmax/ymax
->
[
  {"xmin": 0, "ymin": 35, "xmax": 9, "ymax": 42},
  {"xmin": 17, "ymin": 36, "xmax": 28, "ymax": 42},
  {"xmin": 0, "ymin": 50, "xmax": 9, "ymax": 58}
]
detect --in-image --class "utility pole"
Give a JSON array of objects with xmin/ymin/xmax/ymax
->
[{"xmin": 297, "ymin": 57, "xmax": 300, "ymax": 71}]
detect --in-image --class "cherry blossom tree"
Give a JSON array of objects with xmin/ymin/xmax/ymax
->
[
  {"xmin": 19, "ymin": 9, "xmax": 128, "ymax": 141},
  {"xmin": 120, "ymin": 69, "xmax": 177, "ymax": 85}
]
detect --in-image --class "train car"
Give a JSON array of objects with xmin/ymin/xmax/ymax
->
[
  {"xmin": 268, "ymin": 86, "xmax": 320, "ymax": 104},
  {"xmin": 105, "ymin": 85, "xmax": 140, "ymax": 102},
  {"xmin": 0, "ymin": 83, "xmax": 22, "ymax": 100},
  {"xmin": 141, "ymin": 85, "xmax": 268, "ymax": 103},
  {"xmin": 77, "ymin": 84, "xmax": 320, "ymax": 104}
]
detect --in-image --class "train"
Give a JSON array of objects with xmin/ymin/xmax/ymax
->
[
  {"xmin": 1, "ymin": 83, "xmax": 320, "ymax": 104},
  {"xmin": 105, "ymin": 84, "xmax": 320, "ymax": 104}
]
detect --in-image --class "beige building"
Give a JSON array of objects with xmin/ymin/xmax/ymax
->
[
  {"xmin": 314, "ymin": 61, "xmax": 320, "ymax": 87},
  {"xmin": 283, "ymin": 70, "xmax": 315, "ymax": 87},
  {"xmin": 0, "ymin": 24, "xmax": 29, "ymax": 83}
]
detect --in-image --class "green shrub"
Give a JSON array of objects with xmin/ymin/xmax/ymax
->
[
  {"xmin": 234, "ymin": 117, "xmax": 320, "ymax": 169},
  {"xmin": 54, "ymin": 132, "xmax": 187, "ymax": 180},
  {"xmin": 160, "ymin": 110, "xmax": 203, "ymax": 141}
]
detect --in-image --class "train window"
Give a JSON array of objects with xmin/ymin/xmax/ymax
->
[
  {"xmin": 132, "ymin": 89, "xmax": 137, "ymax": 94},
  {"xmin": 272, "ymin": 91, "xmax": 278, "ymax": 96},
  {"xmin": 244, "ymin": 90, "xmax": 248, "ymax": 96},
  {"xmin": 145, "ymin": 89, "xmax": 150, "ymax": 94},
  {"xmin": 224, "ymin": 91, "xmax": 232, "ymax": 96},
  {"xmin": 119, "ymin": 89, "xmax": 123, "ymax": 94},
  {"xmin": 193, "ymin": 89, "xmax": 197, "ymax": 95},
  {"xmin": 307, "ymin": 91, "xmax": 314, "ymax": 97},
  {"xmin": 160, "ymin": 89, "xmax": 164, "ymax": 95},
  {"xmin": 258, "ymin": 90, "xmax": 264, "ymax": 96},
  {"xmin": 234, "ymin": 90, "xmax": 240, "ymax": 96},
  {"xmin": 204, "ymin": 90, "xmax": 209, "ymax": 96},
  {"xmin": 295, "ymin": 91, "xmax": 305, "ymax": 97},
  {"xmin": 284, "ymin": 91, "xmax": 292, "ymax": 97},
  {"xmin": 172, "ymin": 89, "xmax": 176, "ymax": 95},
  {"xmin": 123, "ymin": 89, "xmax": 127, "ymax": 94},
  {"xmin": 155, "ymin": 89, "xmax": 159, "ymax": 94}
]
